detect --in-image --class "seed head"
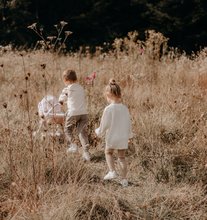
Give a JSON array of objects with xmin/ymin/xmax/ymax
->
[
  {"xmin": 27, "ymin": 23, "xmax": 37, "ymax": 30},
  {"xmin": 40, "ymin": 64, "xmax": 46, "ymax": 69},
  {"xmin": 60, "ymin": 21, "xmax": 68, "ymax": 27},
  {"xmin": 3, "ymin": 103, "xmax": 7, "ymax": 108},
  {"xmin": 47, "ymin": 36, "xmax": 56, "ymax": 41},
  {"xmin": 65, "ymin": 31, "xmax": 73, "ymax": 36}
]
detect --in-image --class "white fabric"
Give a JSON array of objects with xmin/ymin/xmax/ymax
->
[
  {"xmin": 38, "ymin": 95, "xmax": 64, "ymax": 117},
  {"xmin": 58, "ymin": 83, "xmax": 87, "ymax": 116},
  {"xmin": 95, "ymin": 103, "xmax": 133, "ymax": 149}
]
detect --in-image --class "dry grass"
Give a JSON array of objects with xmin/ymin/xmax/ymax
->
[{"xmin": 0, "ymin": 32, "xmax": 207, "ymax": 219}]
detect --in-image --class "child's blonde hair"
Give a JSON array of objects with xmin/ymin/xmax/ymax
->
[
  {"xmin": 105, "ymin": 79, "xmax": 121, "ymax": 98},
  {"xmin": 63, "ymin": 69, "xmax": 77, "ymax": 82}
]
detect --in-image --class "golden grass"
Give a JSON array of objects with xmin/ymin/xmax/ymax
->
[{"xmin": 0, "ymin": 32, "xmax": 207, "ymax": 219}]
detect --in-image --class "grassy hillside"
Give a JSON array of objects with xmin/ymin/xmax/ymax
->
[{"xmin": 0, "ymin": 32, "xmax": 207, "ymax": 219}]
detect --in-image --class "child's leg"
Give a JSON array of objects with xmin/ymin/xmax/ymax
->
[
  {"xmin": 105, "ymin": 148, "xmax": 115, "ymax": 171},
  {"xmin": 64, "ymin": 115, "xmax": 77, "ymax": 145},
  {"xmin": 118, "ymin": 149, "xmax": 127, "ymax": 179},
  {"xmin": 77, "ymin": 115, "xmax": 89, "ymax": 152}
]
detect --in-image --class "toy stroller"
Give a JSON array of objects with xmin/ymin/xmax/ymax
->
[{"xmin": 33, "ymin": 95, "xmax": 65, "ymax": 140}]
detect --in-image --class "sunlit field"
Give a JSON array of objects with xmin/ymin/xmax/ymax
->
[{"xmin": 1, "ymin": 31, "xmax": 207, "ymax": 219}]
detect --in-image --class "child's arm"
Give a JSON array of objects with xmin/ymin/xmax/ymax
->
[
  {"xmin": 95, "ymin": 108, "xmax": 111, "ymax": 137},
  {"xmin": 58, "ymin": 87, "xmax": 68, "ymax": 105}
]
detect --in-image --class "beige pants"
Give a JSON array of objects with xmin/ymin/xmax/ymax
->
[{"xmin": 64, "ymin": 114, "xmax": 89, "ymax": 151}]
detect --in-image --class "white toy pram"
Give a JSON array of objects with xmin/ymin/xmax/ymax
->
[{"xmin": 33, "ymin": 95, "xmax": 65, "ymax": 139}]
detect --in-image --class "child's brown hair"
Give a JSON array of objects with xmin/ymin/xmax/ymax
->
[
  {"xmin": 105, "ymin": 79, "xmax": 121, "ymax": 98},
  {"xmin": 63, "ymin": 69, "xmax": 77, "ymax": 82}
]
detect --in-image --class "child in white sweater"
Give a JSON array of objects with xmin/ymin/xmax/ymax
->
[
  {"xmin": 59, "ymin": 69, "xmax": 90, "ymax": 161},
  {"xmin": 95, "ymin": 79, "xmax": 133, "ymax": 187}
]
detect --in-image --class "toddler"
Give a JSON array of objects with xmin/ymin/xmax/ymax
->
[
  {"xmin": 95, "ymin": 79, "xmax": 133, "ymax": 187},
  {"xmin": 59, "ymin": 69, "xmax": 90, "ymax": 161}
]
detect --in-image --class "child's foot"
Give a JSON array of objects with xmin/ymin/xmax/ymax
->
[
  {"xmin": 82, "ymin": 151, "xmax": 91, "ymax": 161},
  {"xmin": 103, "ymin": 171, "xmax": 117, "ymax": 180},
  {"xmin": 66, "ymin": 143, "xmax": 78, "ymax": 153},
  {"xmin": 120, "ymin": 179, "xmax": 128, "ymax": 187}
]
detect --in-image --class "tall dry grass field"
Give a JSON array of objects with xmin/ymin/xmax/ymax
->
[{"xmin": 0, "ymin": 31, "xmax": 207, "ymax": 219}]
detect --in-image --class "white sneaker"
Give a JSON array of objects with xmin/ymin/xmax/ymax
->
[
  {"xmin": 66, "ymin": 143, "xmax": 78, "ymax": 153},
  {"xmin": 120, "ymin": 179, "xmax": 128, "ymax": 187},
  {"xmin": 103, "ymin": 171, "xmax": 117, "ymax": 180},
  {"xmin": 82, "ymin": 151, "xmax": 91, "ymax": 161}
]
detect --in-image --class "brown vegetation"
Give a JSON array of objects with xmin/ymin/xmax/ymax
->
[{"xmin": 0, "ymin": 31, "xmax": 207, "ymax": 219}]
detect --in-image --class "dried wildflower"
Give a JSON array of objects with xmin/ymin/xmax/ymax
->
[
  {"xmin": 42, "ymin": 74, "xmax": 45, "ymax": 78},
  {"xmin": 19, "ymin": 94, "xmax": 23, "ymax": 99},
  {"xmin": 3, "ymin": 103, "xmax": 7, "ymax": 108},
  {"xmin": 60, "ymin": 21, "xmax": 68, "ymax": 27},
  {"xmin": 37, "ymin": 40, "xmax": 45, "ymax": 46},
  {"xmin": 85, "ymin": 72, "xmax": 96, "ymax": 85},
  {"xmin": 25, "ymin": 76, "xmax": 28, "ymax": 80},
  {"xmin": 65, "ymin": 31, "xmax": 73, "ymax": 36},
  {"xmin": 23, "ymin": 90, "xmax": 28, "ymax": 94},
  {"xmin": 27, "ymin": 23, "xmax": 37, "ymax": 30},
  {"xmin": 140, "ymin": 47, "xmax": 144, "ymax": 55},
  {"xmin": 40, "ymin": 64, "xmax": 46, "ymax": 69},
  {"xmin": 0, "ymin": 64, "xmax": 3, "ymax": 67},
  {"xmin": 27, "ymin": 72, "xmax": 31, "ymax": 77},
  {"xmin": 47, "ymin": 36, "xmax": 56, "ymax": 41}
]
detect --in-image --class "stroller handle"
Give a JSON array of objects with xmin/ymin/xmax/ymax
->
[{"xmin": 44, "ymin": 103, "xmax": 64, "ymax": 117}]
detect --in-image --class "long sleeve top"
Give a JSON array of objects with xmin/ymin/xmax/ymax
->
[
  {"xmin": 58, "ymin": 83, "xmax": 88, "ymax": 117},
  {"xmin": 95, "ymin": 103, "xmax": 133, "ymax": 149}
]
